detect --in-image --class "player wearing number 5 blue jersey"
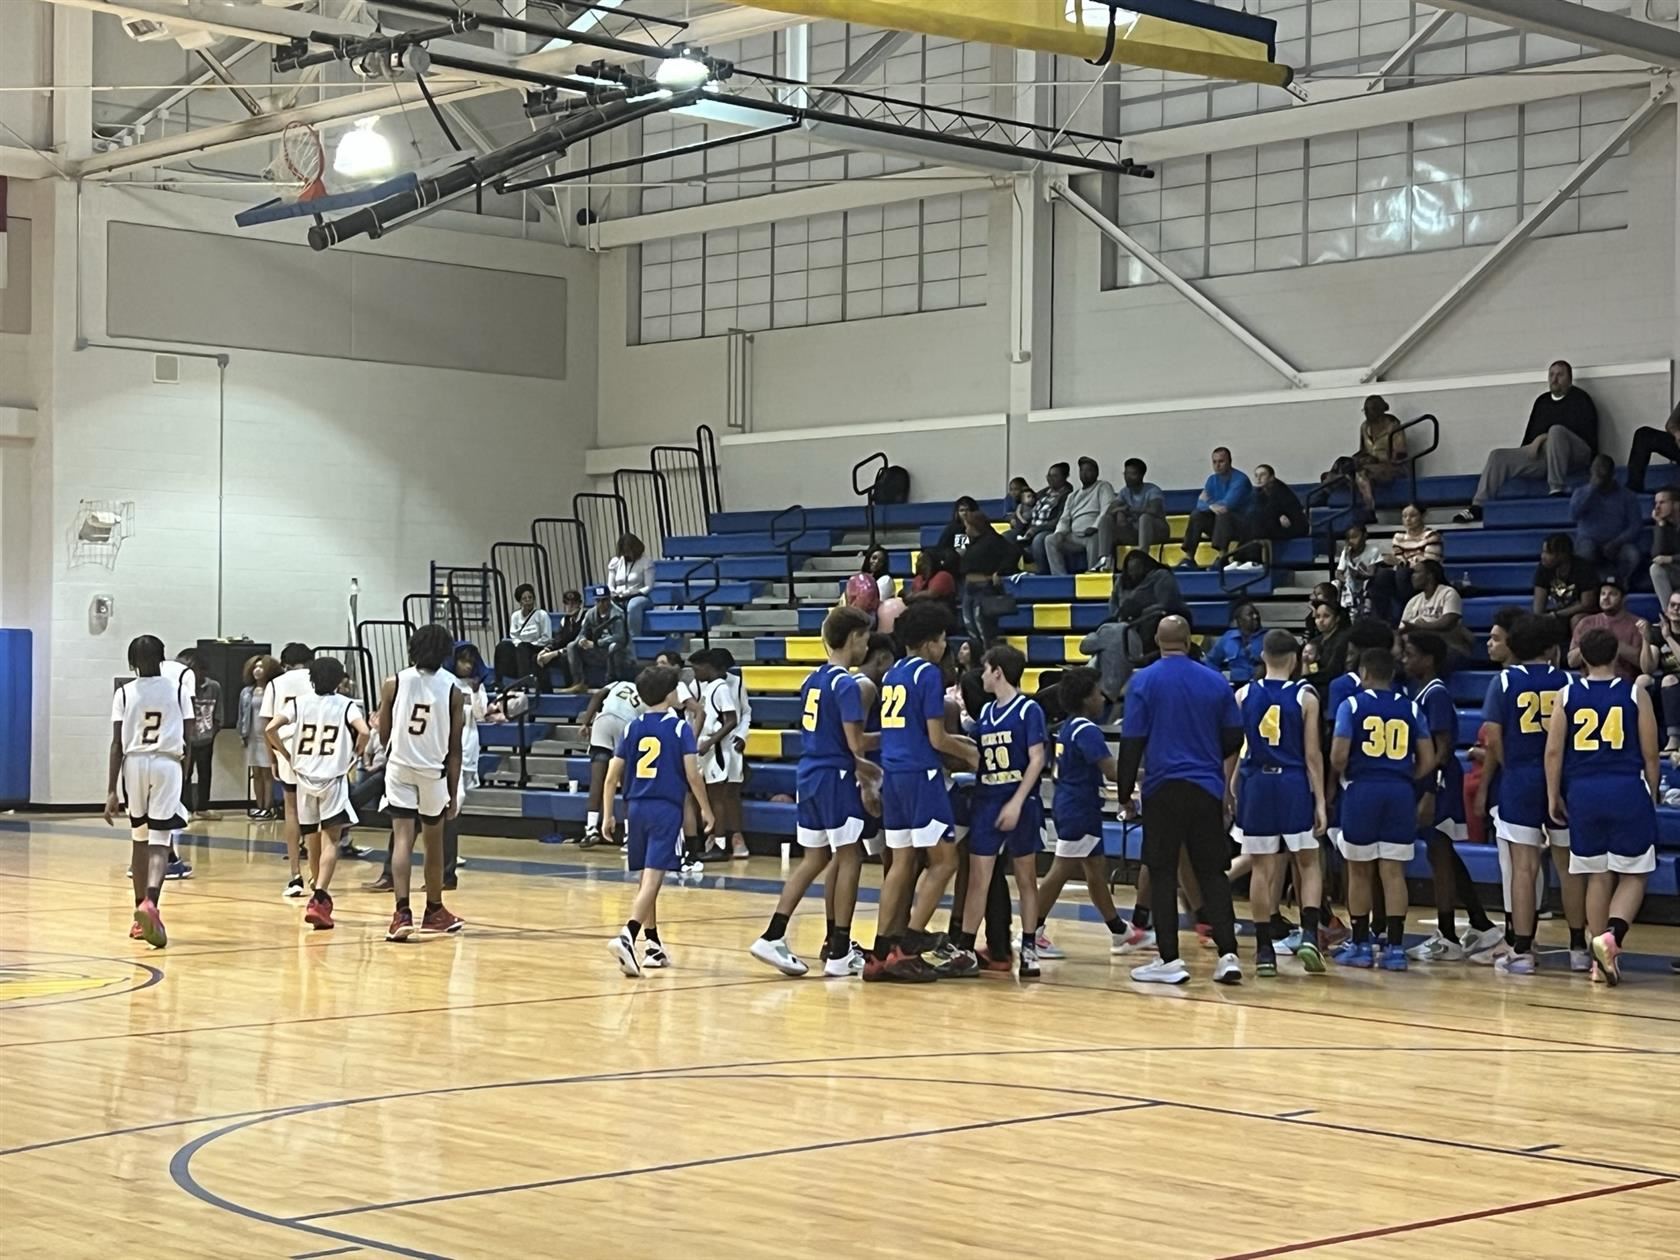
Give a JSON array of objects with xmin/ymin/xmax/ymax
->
[
  {"xmin": 1545, "ymin": 628, "xmax": 1660, "ymax": 987},
  {"xmin": 1330, "ymin": 649, "xmax": 1435, "ymax": 970},
  {"xmin": 1231, "ymin": 630, "xmax": 1327, "ymax": 977},
  {"xmin": 750, "ymin": 608, "xmax": 883, "ymax": 979},
  {"xmin": 865, "ymin": 602, "xmax": 978, "ymax": 984},
  {"xmin": 604, "ymin": 666, "xmax": 714, "ymax": 978},
  {"xmin": 946, "ymin": 645, "xmax": 1047, "ymax": 979},
  {"xmin": 1474, "ymin": 614, "xmax": 1585, "ymax": 974}
]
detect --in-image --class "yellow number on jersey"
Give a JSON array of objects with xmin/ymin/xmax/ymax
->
[
  {"xmin": 1571, "ymin": 705, "xmax": 1625, "ymax": 752},
  {"xmin": 880, "ymin": 683, "xmax": 908, "ymax": 729},
  {"xmin": 981, "ymin": 745, "xmax": 1012, "ymax": 773},
  {"xmin": 1517, "ymin": 690, "xmax": 1558, "ymax": 734},
  {"xmin": 1359, "ymin": 715, "xmax": 1411, "ymax": 760},
  {"xmin": 801, "ymin": 688, "xmax": 821, "ymax": 733},
  {"xmin": 635, "ymin": 735, "xmax": 661, "ymax": 778},
  {"xmin": 1257, "ymin": 704, "xmax": 1282, "ymax": 746}
]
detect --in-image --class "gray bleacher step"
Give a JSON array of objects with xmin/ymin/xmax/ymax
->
[
  {"xmin": 803, "ymin": 554, "xmax": 860, "ymax": 573},
  {"xmin": 840, "ymin": 529, "xmax": 920, "ymax": 549},
  {"xmin": 462, "ymin": 788, "xmax": 527, "ymax": 817},
  {"xmin": 728, "ymin": 609, "xmax": 801, "ymax": 630}
]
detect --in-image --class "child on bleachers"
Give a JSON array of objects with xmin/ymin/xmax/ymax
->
[{"xmin": 1335, "ymin": 524, "xmax": 1383, "ymax": 616}]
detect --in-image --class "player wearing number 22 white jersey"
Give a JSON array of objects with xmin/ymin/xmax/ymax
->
[
  {"xmin": 104, "ymin": 635, "xmax": 195, "ymax": 950},
  {"xmin": 376, "ymin": 625, "xmax": 465, "ymax": 943}
]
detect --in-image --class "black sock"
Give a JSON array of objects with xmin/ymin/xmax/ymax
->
[
  {"xmin": 1105, "ymin": 914, "xmax": 1127, "ymax": 935},
  {"xmin": 825, "ymin": 916, "xmax": 835, "ymax": 942},
  {"xmin": 425, "ymin": 899, "xmax": 442, "ymax": 916},
  {"xmin": 396, "ymin": 897, "xmax": 411, "ymax": 913},
  {"xmin": 1192, "ymin": 904, "xmax": 1207, "ymax": 925},
  {"xmin": 1301, "ymin": 905, "xmax": 1321, "ymax": 945},
  {"xmin": 828, "ymin": 925, "xmax": 851, "ymax": 957},
  {"xmin": 1352, "ymin": 913, "xmax": 1370, "ymax": 944},
  {"xmin": 645, "ymin": 926, "xmax": 661, "ymax": 947},
  {"xmin": 1438, "ymin": 912, "xmax": 1460, "ymax": 943},
  {"xmin": 1386, "ymin": 916, "xmax": 1407, "ymax": 950},
  {"xmin": 145, "ymin": 885, "xmax": 161, "ymax": 905},
  {"xmin": 168, "ymin": 849, "xmax": 180, "ymax": 862},
  {"xmin": 1568, "ymin": 926, "xmax": 1586, "ymax": 950},
  {"xmin": 1255, "ymin": 926, "xmax": 1276, "ymax": 960},
  {"xmin": 625, "ymin": 920, "xmax": 642, "ymax": 941},
  {"xmin": 954, "ymin": 929, "xmax": 977, "ymax": 951},
  {"xmin": 1504, "ymin": 918, "xmax": 1516, "ymax": 947},
  {"xmin": 1020, "ymin": 929, "xmax": 1033, "ymax": 954},
  {"xmin": 874, "ymin": 933, "xmax": 896, "ymax": 956},
  {"xmin": 311, "ymin": 888, "xmax": 330, "ymax": 904},
  {"xmin": 1131, "ymin": 905, "xmax": 1150, "ymax": 930},
  {"xmin": 1609, "ymin": 917, "xmax": 1629, "ymax": 946},
  {"xmin": 1514, "ymin": 932, "xmax": 1534, "ymax": 954},
  {"xmin": 1268, "ymin": 912, "xmax": 1292, "ymax": 938},
  {"xmin": 764, "ymin": 911, "xmax": 790, "ymax": 941}
]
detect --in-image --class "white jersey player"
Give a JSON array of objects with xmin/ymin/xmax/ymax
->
[
  {"xmin": 376, "ymin": 625, "xmax": 465, "ymax": 942},
  {"xmin": 267, "ymin": 656, "xmax": 369, "ymax": 931},
  {"xmin": 579, "ymin": 678, "xmax": 644, "ymax": 847},
  {"xmin": 104, "ymin": 635, "xmax": 194, "ymax": 949},
  {"xmin": 261, "ymin": 643, "xmax": 316, "ymax": 896}
]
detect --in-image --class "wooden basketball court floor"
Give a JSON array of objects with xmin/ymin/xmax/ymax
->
[{"xmin": 1, "ymin": 817, "xmax": 1676, "ymax": 1260}]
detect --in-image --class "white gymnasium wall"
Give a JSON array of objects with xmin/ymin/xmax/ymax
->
[{"xmin": 27, "ymin": 183, "xmax": 598, "ymax": 804}]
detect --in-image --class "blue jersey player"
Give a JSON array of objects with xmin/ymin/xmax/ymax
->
[
  {"xmin": 1031, "ymin": 668, "xmax": 1151, "ymax": 959},
  {"xmin": 865, "ymin": 601, "xmax": 977, "ymax": 984},
  {"xmin": 750, "ymin": 607, "xmax": 882, "ymax": 980},
  {"xmin": 603, "ymin": 666, "xmax": 713, "ymax": 978},
  {"xmin": 947, "ymin": 645, "xmax": 1047, "ymax": 979},
  {"xmin": 1330, "ymin": 648, "xmax": 1434, "ymax": 970},
  {"xmin": 1476, "ymin": 613, "xmax": 1585, "ymax": 975},
  {"xmin": 1545, "ymin": 628, "xmax": 1660, "ymax": 986},
  {"xmin": 1400, "ymin": 632, "xmax": 1501, "ymax": 964},
  {"xmin": 1231, "ymin": 629, "xmax": 1327, "ymax": 977}
]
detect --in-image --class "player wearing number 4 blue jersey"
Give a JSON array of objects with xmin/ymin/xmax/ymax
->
[
  {"xmin": 603, "ymin": 666, "xmax": 715, "ymax": 978},
  {"xmin": 1330, "ymin": 649, "xmax": 1436, "ymax": 970},
  {"xmin": 1230, "ymin": 630, "xmax": 1328, "ymax": 977},
  {"xmin": 750, "ymin": 608, "xmax": 884, "ymax": 979},
  {"xmin": 1545, "ymin": 628, "xmax": 1660, "ymax": 987}
]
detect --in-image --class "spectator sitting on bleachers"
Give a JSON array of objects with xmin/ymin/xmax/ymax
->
[
  {"xmin": 1570, "ymin": 454, "xmax": 1643, "ymax": 589},
  {"xmin": 1007, "ymin": 476, "xmax": 1031, "ymax": 507},
  {"xmin": 862, "ymin": 546, "xmax": 896, "ymax": 603},
  {"xmin": 1247, "ymin": 464, "xmax": 1308, "ymax": 549},
  {"xmin": 1455, "ymin": 360, "xmax": 1598, "ymax": 522},
  {"xmin": 1334, "ymin": 523, "xmax": 1383, "ymax": 615},
  {"xmin": 1327, "ymin": 394, "xmax": 1408, "ymax": 517},
  {"xmin": 563, "ymin": 586, "xmax": 633, "ymax": 691},
  {"xmin": 1646, "ymin": 591, "xmax": 1680, "ymax": 751},
  {"xmin": 1204, "ymin": 602, "xmax": 1265, "ymax": 685},
  {"xmin": 1093, "ymin": 458, "xmax": 1167, "ymax": 572},
  {"xmin": 1625, "ymin": 398, "xmax": 1680, "ymax": 492},
  {"xmin": 1019, "ymin": 463, "xmax": 1070, "ymax": 560},
  {"xmin": 501, "ymin": 583, "xmax": 551, "ymax": 690},
  {"xmin": 1368, "ymin": 504, "xmax": 1441, "ymax": 623},
  {"xmin": 532, "ymin": 588, "xmax": 584, "ymax": 689},
  {"xmin": 1532, "ymin": 532, "xmax": 1599, "ymax": 637},
  {"xmin": 1649, "ymin": 488, "xmax": 1680, "ymax": 608},
  {"xmin": 1399, "ymin": 558, "xmax": 1472, "ymax": 666},
  {"xmin": 1567, "ymin": 577, "xmax": 1651, "ymax": 684},
  {"xmin": 1106, "ymin": 547, "xmax": 1189, "ymax": 631},
  {"xmin": 937, "ymin": 496, "xmax": 981, "ymax": 555},
  {"xmin": 959, "ymin": 510, "xmax": 1020, "ymax": 646},
  {"xmin": 902, "ymin": 548, "xmax": 959, "ymax": 630},
  {"xmin": 1044, "ymin": 456, "xmax": 1116, "ymax": 575},
  {"xmin": 1302, "ymin": 589, "xmax": 1352, "ymax": 695},
  {"xmin": 608, "ymin": 533, "xmax": 655, "ymax": 637},
  {"xmin": 1008, "ymin": 489, "xmax": 1037, "ymax": 540},
  {"xmin": 1177, "ymin": 446, "xmax": 1254, "ymax": 571}
]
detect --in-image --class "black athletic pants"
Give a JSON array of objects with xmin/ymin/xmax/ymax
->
[
  {"xmin": 183, "ymin": 742, "xmax": 214, "ymax": 812},
  {"xmin": 1627, "ymin": 425, "xmax": 1680, "ymax": 493},
  {"xmin": 1142, "ymin": 780, "xmax": 1240, "ymax": 962}
]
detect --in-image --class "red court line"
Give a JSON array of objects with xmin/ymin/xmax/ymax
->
[{"xmin": 1219, "ymin": 1176, "xmax": 1675, "ymax": 1259}]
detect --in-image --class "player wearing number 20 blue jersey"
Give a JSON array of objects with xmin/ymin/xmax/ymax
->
[{"xmin": 969, "ymin": 693, "xmax": 1048, "ymax": 858}]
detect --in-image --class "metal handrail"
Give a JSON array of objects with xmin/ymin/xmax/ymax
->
[
  {"xmin": 769, "ymin": 503, "xmax": 807, "ymax": 611},
  {"xmin": 680, "ymin": 557, "xmax": 722, "ymax": 652},
  {"xmin": 851, "ymin": 451, "xmax": 888, "ymax": 549},
  {"xmin": 309, "ymin": 644, "xmax": 378, "ymax": 714},
  {"xmin": 1306, "ymin": 413, "xmax": 1439, "ymax": 568},
  {"xmin": 531, "ymin": 515, "xmax": 590, "ymax": 595},
  {"xmin": 697, "ymin": 423, "xmax": 722, "ymax": 515},
  {"xmin": 491, "ymin": 540, "xmax": 553, "ymax": 614}
]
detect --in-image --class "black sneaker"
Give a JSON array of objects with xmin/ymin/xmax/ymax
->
[
  {"xmin": 881, "ymin": 947, "xmax": 939, "ymax": 983},
  {"xmin": 579, "ymin": 828, "xmax": 602, "ymax": 849},
  {"xmin": 1452, "ymin": 506, "xmax": 1482, "ymax": 523},
  {"xmin": 1018, "ymin": 943, "xmax": 1041, "ymax": 978},
  {"xmin": 933, "ymin": 947, "xmax": 980, "ymax": 979},
  {"xmin": 363, "ymin": 873, "xmax": 393, "ymax": 893}
]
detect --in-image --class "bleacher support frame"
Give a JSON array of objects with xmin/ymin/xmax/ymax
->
[{"xmin": 851, "ymin": 451, "xmax": 888, "ymax": 550}]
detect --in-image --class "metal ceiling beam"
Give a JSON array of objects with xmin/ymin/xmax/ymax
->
[
  {"xmin": 1364, "ymin": 7, "xmax": 1453, "ymax": 93},
  {"xmin": 811, "ymin": 29, "xmax": 909, "ymax": 111},
  {"xmin": 1433, "ymin": 0, "xmax": 1680, "ymax": 71}
]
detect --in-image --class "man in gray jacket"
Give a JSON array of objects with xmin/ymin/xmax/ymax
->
[
  {"xmin": 1045, "ymin": 456, "xmax": 1116, "ymax": 575},
  {"xmin": 1083, "ymin": 552, "xmax": 1191, "ymax": 701},
  {"xmin": 566, "ymin": 587, "xmax": 635, "ymax": 689}
]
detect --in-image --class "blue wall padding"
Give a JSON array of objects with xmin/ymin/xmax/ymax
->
[{"xmin": 0, "ymin": 629, "xmax": 31, "ymax": 805}]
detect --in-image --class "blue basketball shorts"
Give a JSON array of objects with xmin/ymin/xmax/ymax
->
[
  {"xmin": 881, "ymin": 767, "xmax": 953, "ymax": 850},
  {"xmin": 1335, "ymin": 777, "xmax": 1417, "ymax": 862},
  {"xmin": 967, "ymin": 794, "xmax": 1043, "ymax": 859},
  {"xmin": 627, "ymin": 798, "xmax": 685, "ymax": 872}
]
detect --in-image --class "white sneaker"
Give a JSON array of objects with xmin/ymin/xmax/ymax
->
[
  {"xmin": 823, "ymin": 948, "xmax": 862, "ymax": 978},
  {"xmin": 1460, "ymin": 925, "xmax": 1505, "ymax": 959},
  {"xmin": 643, "ymin": 943, "xmax": 671, "ymax": 970},
  {"xmin": 1130, "ymin": 956, "xmax": 1190, "ymax": 985},
  {"xmin": 750, "ymin": 936, "xmax": 809, "ymax": 977},
  {"xmin": 1495, "ymin": 950, "xmax": 1537, "ymax": 975},
  {"xmin": 1568, "ymin": 947, "xmax": 1592, "ymax": 973},
  {"xmin": 283, "ymin": 876, "xmax": 306, "ymax": 898},
  {"xmin": 1406, "ymin": 931, "xmax": 1465, "ymax": 963},
  {"xmin": 1113, "ymin": 925, "xmax": 1157, "ymax": 955},
  {"xmin": 1213, "ymin": 952, "xmax": 1243, "ymax": 985},
  {"xmin": 1034, "ymin": 928, "xmax": 1065, "ymax": 959},
  {"xmin": 1469, "ymin": 938, "xmax": 1513, "ymax": 966},
  {"xmin": 609, "ymin": 932, "xmax": 641, "ymax": 978}
]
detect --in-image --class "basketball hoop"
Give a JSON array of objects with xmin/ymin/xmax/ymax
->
[{"xmin": 282, "ymin": 122, "xmax": 327, "ymax": 202}]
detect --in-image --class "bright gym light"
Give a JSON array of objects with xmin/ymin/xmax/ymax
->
[
  {"xmin": 333, "ymin": 116, "xmax": 394, "ymax": 180},
  {"xmin": 654, "ymin": 53, "xmax": 710, "ymax": 90}
]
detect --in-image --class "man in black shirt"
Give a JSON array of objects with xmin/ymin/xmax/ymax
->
[
  {"xmin": 1531, "ymin": 533, "xmax": 1598, "ymax": 641},
  {"xmin": 1625, "ymin": 398, "xmax": 1680, "ymax": 493},
  {"xmin": 1456, "ymin": 361, "xmax": 1597, "ymax": 522},
  {"xmin": 1650, "ymin": 488, "xmax": 1680, "ymax": 608}
]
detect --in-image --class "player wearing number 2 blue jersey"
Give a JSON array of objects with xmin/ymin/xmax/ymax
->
[
  {"xmin": 603, "ymin": 667, "xmax": 713, "ymax": 979},
  {"xmin": 1545, "ymin": 628, "xmax": 1660, "ymax": 986},
  {"xmin": 750, "ymin": 608, "xmax": 882, "ymax": 980},
  {"xmin": 1331, "ymin": 648, "xmax": 1434, "ymax": 971}
]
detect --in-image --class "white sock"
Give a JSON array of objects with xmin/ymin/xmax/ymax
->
[{"xmin": 587, "ymin": 810, "xmax": 600, "ymax": 830}]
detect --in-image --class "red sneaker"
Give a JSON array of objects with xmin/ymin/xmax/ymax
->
[
  {"xmin": 304, "ymin": 896, "xmax": 335, "ymax": 931},
  {"xmin": 1321, "ymin": 915, "xmax": 1350, "ymax": 949},
  {"xmin": 1195, "ymin": 922, "xmax": 1215, "ymax": 948},
  {"xmin": 861, "ymin": 950, "xmax": 887, "ymax": 982},
  {"xmin": 974, "ymin": 947, "xmax": 1013, "ymax": 973},
  {"xmin": 386, "ymin": 907, "xmax": 415, "ymax": 942},
  {"xmin": 133, "ymin": 899, "xmax": 166, "ymax": 950},
  {"xmin": 421, "ymin": 904, "xmax": 464, "ymax": 934},
  {"xmin": 128, "ymin": 919, "xmax": 144, "ymax": 940}
]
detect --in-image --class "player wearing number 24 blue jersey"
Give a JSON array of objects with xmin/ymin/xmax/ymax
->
[{"xmin": 603, "ymin": 667, "xmax": 715, "ymax": 980}]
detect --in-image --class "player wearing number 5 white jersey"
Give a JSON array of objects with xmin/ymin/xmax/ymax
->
[
  {"xmin": 103, "ymin": 635, "xmax": 194, "ymax": 950},
  {"xmin": 376, "ymin": 624, "xmax": 465, "ymax": 943},
  {"xmin": 267, "ymin": 656, "xmax": 369, "ymax": 932},
  {"xmin": 261, "ymin": 642, "xmax": 316, "ymax": 898}
]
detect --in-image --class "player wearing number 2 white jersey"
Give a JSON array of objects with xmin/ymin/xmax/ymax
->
[
  {"xmin": 104, "ymin": 635, "xmax": 194, "ymax": 950},
  {"xmin": 376, "ymin": 625, "xmax": 465, "ymax": 943}
]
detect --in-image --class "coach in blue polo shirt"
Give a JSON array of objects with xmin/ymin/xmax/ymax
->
[{"xmin": 1115, "ymin": 616, "xmax": 1244, "ymax": 986}]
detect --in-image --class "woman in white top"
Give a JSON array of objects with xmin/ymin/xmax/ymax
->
[
  {"xmin": 505, "ymin": 584, "xmax": 551, "ymax": 688},
  {"xmin": 863, "ymin": 546, "xmax": 896, "ymax": 603},
  {"xmin": 1400, "ymin": 558, "xmax": 1473, "ymax": 662},
  {"xmin": 608, "ymin": 533, "xmax": 656, "ymax": 638}
]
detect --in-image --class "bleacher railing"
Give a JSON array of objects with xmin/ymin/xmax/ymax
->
[
  {"xmin": 852, "ymin": 451, "xmax": 888, "ymax": 549},
  {"xmin": 1306, "ymin": 413, "xmax": 1440, "ymax": 567},
  {"xmin": 356, "ymin": 618, "xmax": 416, "ymax": 694},
  {"xmin": 651, "ymin": 442, "xmax": 712, "ymax": 539},
  {"xmin": 491, "ymin": 541, "xmax": 553, "ymax": 614},
  {"xmin": 769, "ymin": 503, "xmax": 807, "ymax": 610},
  {"xmin": 613, "ymin": 467, "xmax": 674, "ymax": 561},
  {"xmin": 531, "ymin": 516, "xmax": 590, "ymax": 601},
  {"xmin": 679, "ymin": 558, "xmax": 722, "ymax": 652},
  {"xmin": 696, "ymin": 423, "xmax": 722, "ymax": 514},
  {"xmin": 574, "ymin": 491, "xmax": 630, "ymax": 585},
  {"xmin": 310, "ymin": 644, "xmax": 378, "ymax": 713},
  {"xmin": 404, "ymin": 592, "xmax": 465, "ymax": 640}
]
